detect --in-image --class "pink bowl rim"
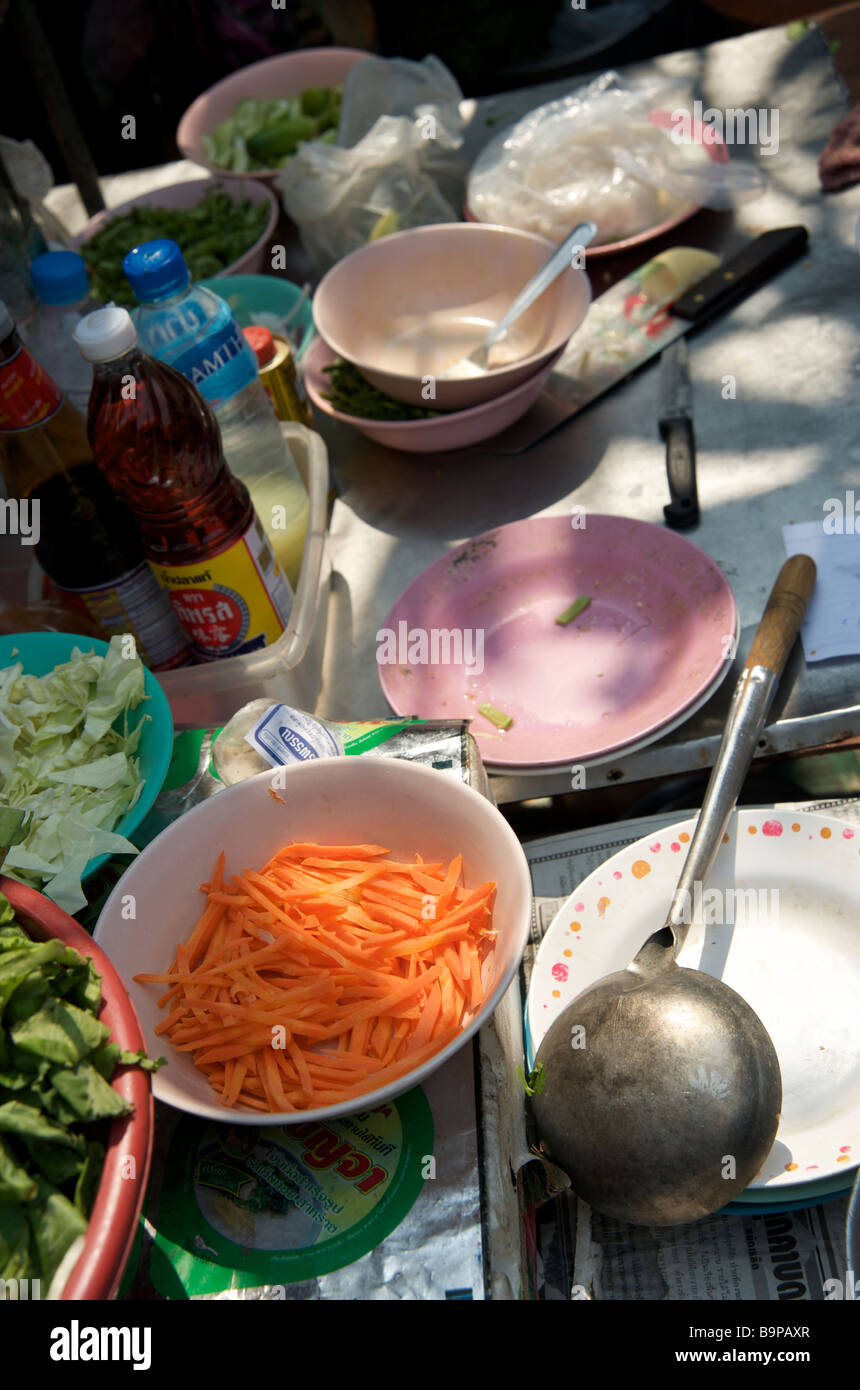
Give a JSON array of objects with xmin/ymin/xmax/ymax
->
[
  {"xmin": 175, "ymin": 45, "xmax": 369, "ymax": 180},
  {"xmin": 304, "ymin": 335, "xmax": 565, "ymax": 432},
  {"xmin": 0, "ymin": 875, "xmax": 154, "ymax": 1301},
  {"xmin": 312, "ymin": 221, "xmax": 590, "ymax": 393},
  {"xmin": 73, "ymin": 175, "xmax": 279, "ymax": 277}
]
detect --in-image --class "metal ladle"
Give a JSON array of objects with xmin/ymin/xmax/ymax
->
[{"xmin": 532, "ymin": 555, "xmax": 817, "ymax": 1226}]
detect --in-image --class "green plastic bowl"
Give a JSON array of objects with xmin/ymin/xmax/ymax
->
[
  {"xmin": 198, "ymin": 273, "xmax": 315, "ymax": 362},
  {"xmin": 0, "ymin": 632, "xmax": 174, "ymax": 886}
]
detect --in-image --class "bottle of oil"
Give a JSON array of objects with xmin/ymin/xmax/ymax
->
[
  {"xmin": 123, "ymin": 240, "xmax": 309, "ymax": 588},
  {"xmin": 74, "ymin": 304, "xmax": 294, "ymax": 663}
]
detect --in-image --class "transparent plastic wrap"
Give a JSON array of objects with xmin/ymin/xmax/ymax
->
[
  {"xmin": 467, "ymin": 71, "xmax": 765, "ymax": 248},
  {"xmin": 275, "ymin": 55, "xmax": 466, "ymax": 276}
]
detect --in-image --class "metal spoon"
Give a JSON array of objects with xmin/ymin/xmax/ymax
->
[
  {"xmin": 532, "ymin": 554, "xmax": 817, "ymax": 1227},
  {"xmin": 444, "ymin": 220, "xmax": 598, "ymax": 378}
]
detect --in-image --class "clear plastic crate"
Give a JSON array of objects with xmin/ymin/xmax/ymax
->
[{"xmin": 21, "ymin": 422, "xmax": 331, "ymax": 730}]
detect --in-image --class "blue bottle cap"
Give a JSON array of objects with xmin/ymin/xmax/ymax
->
[
  {"xmin": 122, "ymin": 239, "xmax": 191, "ymax": 302},
  {"xmin": 30, "ymin": 251, "xmax": 90, "ymax": 307}
]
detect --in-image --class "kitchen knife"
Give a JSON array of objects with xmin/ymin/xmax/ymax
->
[
  {"xmin": 484, "ymin": 225, "xmax": 809, "ymax": 455},
  {"xmin": 659, "ymin": 338, "xmax": 699, "ymax": 530}
]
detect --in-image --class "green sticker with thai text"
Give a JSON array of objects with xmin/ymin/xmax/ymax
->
[{"xmin": 148, "ymin": 1087, "xmax": 434, "ymax": 1294}]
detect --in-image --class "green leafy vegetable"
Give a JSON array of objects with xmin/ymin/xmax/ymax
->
[
  {"xmin": 202, "ymin": 88, "xmax": 342, "ymax": 173},
  {"xmin": 26, "ymin": 1177, "xmax": 89, "ymax": 1287},
  {"xmin": 518, "ymin": 1061, "xmax": 546, "ymax": 1097},
  {"xmin": 321, "ymin": 358, "xmax": 442, "ymax": 421},
  {"xmin": 51, "ymin": 1063, "xmax": 132, "ymax": 1122},
  {"xmin": 81, "ymin": 186, "xmax": 271, "ymax": 306},
  {"xmin": 478, "ymin": 702, "xmax": 513, "ymax": 731},
  {"xmin": 555, "ymin": 596, "xmax": 591, "ymax": 626},
  {"xmin": 0, "ymin": 892, "xmax": 163, "ymax": 1292},
  {"xmin": 11, "ymin": 997, "xmax": 109, "ymax": 1066},
  {"xmin": 0, "ymin": 1136, "xmax": 37, "ymax": 1201},
  {"xmin": 0, "ymin": 635, "xmax": 147, "ymax": 913}
]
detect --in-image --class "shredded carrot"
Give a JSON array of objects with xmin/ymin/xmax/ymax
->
[{"xmin": 136, "ymin": 842, "xmax": 496, "ymax": 1113}]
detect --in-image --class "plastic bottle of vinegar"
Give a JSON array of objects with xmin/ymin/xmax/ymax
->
[
  {"xmin": 73, "ymin": 304, "xmax": 294, "ymax": 663},
  {"xmin": 122, "ymin": 239, "xmax": 309, "ymax": 588}
]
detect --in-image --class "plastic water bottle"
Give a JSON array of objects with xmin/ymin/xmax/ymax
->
[
  {"xmin": 23, "ymin": 251, "xmax": 99, "ymax": 415},
  {"xmin": 122, "ymin": 239, "xmax": 309, "ymax": 588}
]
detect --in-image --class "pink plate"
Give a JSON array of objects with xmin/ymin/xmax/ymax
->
[
  {"xmin": 465, "ymin": 109, "xmax": 730, "ymax": 259},
  {"xmin": 378, "ymin": 514, "xmax": 737, "ymax": 769}
]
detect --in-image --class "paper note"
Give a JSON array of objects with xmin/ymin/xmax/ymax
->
[{"xmin": 782, "ymin": 517, "xmax": 860, "ymax": 662}]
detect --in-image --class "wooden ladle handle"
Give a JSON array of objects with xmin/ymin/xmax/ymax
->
[{"xmin": 746, "ymin": 554, "xmax": 817, "ymax": 679}]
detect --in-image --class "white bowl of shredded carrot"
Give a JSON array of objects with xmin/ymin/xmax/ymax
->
[{"xmin": 93, "ymin": 756, "xmax": 532, "ymax": 1124}]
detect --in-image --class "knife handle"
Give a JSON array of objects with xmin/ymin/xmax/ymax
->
[
  {"xmin": 671, "ymin": 226, "xmax": 809, "ymax": 325},
  {"xmin": 661, "ymin": 417, "xmax": 699, "ymax": 529}
]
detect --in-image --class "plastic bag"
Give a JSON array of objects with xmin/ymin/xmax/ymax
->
[
  {"xmin": 0, "ymin": 136, "xmax": 72, "ymax": 251},
  {"xmin": 467, "ymin": 71, "xmax": 765, "ymax": 248},
  {"xmin": 0, "ymin": 136, "xmax": 73, "ymax": 322},
  {"xmin": 275, "ymin": 55, "xmax": 465, "ymax": 276}
]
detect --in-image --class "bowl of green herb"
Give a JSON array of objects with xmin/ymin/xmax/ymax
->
[
  {"xmin": 74, "ymin": 178, "xmax": 278, "ymax": 307},
  {"xmin": 303, "ymin": 337, "xmax": 564, "ymax": 454}
]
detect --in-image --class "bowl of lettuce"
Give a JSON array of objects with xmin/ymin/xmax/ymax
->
[
  {"xmin": 0, "ymin": 634, "xmax": 174, "ymax": 914},
  {"xmin": 0, "ymin": 875, "xmax": 156, "ymax": 1300},
  {"xmin": 176, "ymin": 47, "xmax": 366, "ymax": 183}
]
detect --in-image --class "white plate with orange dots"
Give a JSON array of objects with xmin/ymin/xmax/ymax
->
[{"xmin": 526, "ymin": 808, "xmax": 860, "ymax": 1194}]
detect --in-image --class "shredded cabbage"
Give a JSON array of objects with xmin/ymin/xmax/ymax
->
[{"xmin": 0, "ymin": 637, "xmax": 147, "ymax": 913}]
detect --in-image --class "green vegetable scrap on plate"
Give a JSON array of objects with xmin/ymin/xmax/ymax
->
[
  {"xmin": 478, "ymin": 702, "xmax": 513, "ymax": 731},
  {"xmin": 203, "ymin": 88, "xmax": 342, "ymax": 172},
  {"xmin": 81, "ymin": 186, "xmax": 270, "ymax": 306},
  {"xmin": 0, "ymin": 636, "xmax": 147, "ymax": 914},
  {"xmin": 555, "ymin": 596, "xmax": 591, "ymax": 626},
  {"xmin": 0, "ymin": 894, "xmax": 161, "ymax": 1294},
  {"xmin": 518, "ymin": 1061, "xmax": 546, "ymax": 1097},
  {"xmin": 322, "ymin": 359, "xmax": 442, "ymax": 421}
]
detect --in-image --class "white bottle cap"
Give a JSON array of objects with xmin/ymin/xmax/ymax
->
[
  {"xmin": 74, "ymin": 303, "xmax": 138, "ymax": 362},
  {"xmin": 0, "ymin": 300, "xmax": 13, "ymax": 342}
]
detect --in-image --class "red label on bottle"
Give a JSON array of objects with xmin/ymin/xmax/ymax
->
[
  {"xmin": 169, "ymin": 587, "xmax": 246, "ymax": 654},
  {"xmin": 0, "ymin": 344, "xmax": 63, "ymax": 432},
  {"xmin": 151, "ymin": 518, "xmax": 293, "ymax": 662}
]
